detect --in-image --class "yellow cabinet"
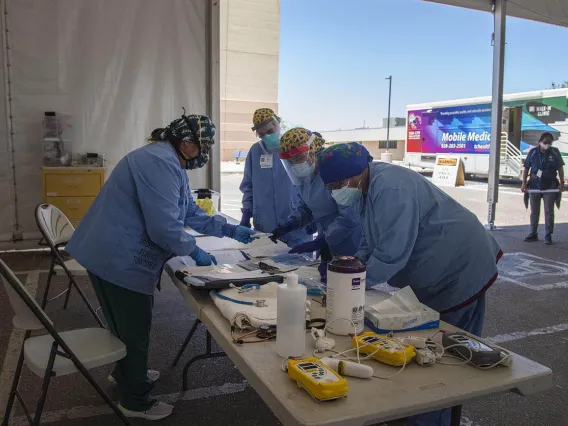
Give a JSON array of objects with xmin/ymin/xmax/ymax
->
[
  {"xmin": 42, "ymin": 167, "xmax": 105, "ymax": 226},
  {"xmin": 45, "ymin": 196, "xmax": 97, "ymax": 221}
]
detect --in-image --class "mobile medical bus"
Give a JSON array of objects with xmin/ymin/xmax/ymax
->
[{"xmin": 405, "ymin": 89, "xmax": 568, "ymax": 179}]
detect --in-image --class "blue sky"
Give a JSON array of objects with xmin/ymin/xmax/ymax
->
[{"xmin": 278, "ymin": 0, "xmax": 568, "ymax": 131}]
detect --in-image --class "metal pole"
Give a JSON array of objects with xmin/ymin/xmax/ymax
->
[
  {"xmin": 385, "ymin": 75, "xmax": 392, "ymax": 151},
  {"xmin": 1, "ymin": 0, "xmax": 22, "ymax": 240},
  {"xmin": 486, "ymin": 0, "xmax": 507, "ymax": 230},
  {"xmin": 206, "ymin": 0, "xmax": 221, "ymax": 192}
]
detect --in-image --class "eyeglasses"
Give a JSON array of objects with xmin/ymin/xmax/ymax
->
[
  {"xmin": 253, "ymin": 117, "xmax": 280, "ymax": 138},
  {"xmin": 325, "ymin": 179, "xmax": 350, "ymax": 191}
]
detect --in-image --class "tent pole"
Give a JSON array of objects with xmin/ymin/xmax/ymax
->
[
  {"xmin": 486, "ymin": 0, "xmax": 507, "ymax": 230},
  {"xmin": 206, "ymin": 0, "xmax": 221, "ymax": 193},
  {"xmin": 1, "ymin": 0, "xmax": 21, "ymax": 240}
]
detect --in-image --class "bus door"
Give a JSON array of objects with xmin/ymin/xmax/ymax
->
[{"xmin": 503, "ymin": 106, "xmax": 522, "ymax": 150}]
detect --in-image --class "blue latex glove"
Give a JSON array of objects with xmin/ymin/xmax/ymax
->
[
  {"xmin": 222, "ymin": 223, "xmax": 256, "ymax": 244},
  {"xmin": 190, "ymin": 247, "xmax": 217, "ymax": 266},
  {"xmin": 288, "ymin": 235, "xmax": 327, "ymax": 254},
  {"xmin": 240, "ymin": 210, "xmax": 252, "ymax": 228},
  {"xmin": 318, "ymin": 261, "xmax": 328, "ymax": 284}
]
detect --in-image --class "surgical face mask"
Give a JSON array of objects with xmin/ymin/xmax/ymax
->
[
  {"xmin": 540, "ymin": 142, "xmax": 551, "ymax": 151},
  {"xmin": 331, "ymin": 182, "xmax": 362, "ymax": 206},
  {"xmin": 290, "ymin": 161, "xmax": 315, "ymax": 178},
  {"xmin": 262, "ymin": 133, "xmax": 280, "ymax": 151}
]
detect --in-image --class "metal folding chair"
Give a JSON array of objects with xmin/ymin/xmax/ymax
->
[
  {"xmin": 0, "ymin": 259, "xmax": 131, "ymax": 426},
  {"xmin": 35, "ymin": 204, "xmax": 104, "ymax": 327}
]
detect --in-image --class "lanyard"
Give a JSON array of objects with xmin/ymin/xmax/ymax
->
[{"xmin": 534, "ymin": 149, "xmax": 550, "ymax": 173}]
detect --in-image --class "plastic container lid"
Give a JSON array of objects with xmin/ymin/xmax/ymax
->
[{"xmin": 328, "ymin": 256, "xmax": 366, "ymax": 273}]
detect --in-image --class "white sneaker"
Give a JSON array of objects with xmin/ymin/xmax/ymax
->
[
  {"xmin": 108, "ymin": 369, "xmax": 160, "ymax": 385},
  {"xmin": 119, "ymin": 401, "xmax": 173, "ymax": 421}
]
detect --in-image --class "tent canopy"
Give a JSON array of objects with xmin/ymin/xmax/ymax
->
[{"xmin": 424, "ymin": 0, "xmax": 568, "ymax": 27}]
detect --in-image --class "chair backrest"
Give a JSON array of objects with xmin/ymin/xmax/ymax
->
[
  {"xmin": 35, "ymin": 203, "xmax": 75, "ymax": 246},
  {"xmin": 0, "ymin": 259, "xmax": 54, "ymax": 331}
]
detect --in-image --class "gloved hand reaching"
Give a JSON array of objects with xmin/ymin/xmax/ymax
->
[
  {"xmin": 288, "ymin": 235, "xmax": 327, "ymax": 254},
  {"xmin": 270, "ymin": 228, "xmax": 282, "ymax": 244},
  {"xmin": 235, "ymin": 226, "xmax": 256, "ymax": 244},
  {"xmin": 270, "ymin": 221, "xmax": 299, "ymax": 244},
  {"xmin": 222, "ymin": 223, "xmax": 256, "ymax": 244},
  {"xmin": 190, "ymin": 247, "xmax": 217, "ymax": 266},
  {"xmin": 240, "ymin": 210, "xmax": 252, "ymax": 228}
]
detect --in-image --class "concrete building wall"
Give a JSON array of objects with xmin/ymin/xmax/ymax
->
[
  {"xmin": 321, "ymin": 126, "xmax": 407, "ymax": 161},
  {"xmin": 220, "ymin": 0, "xmax": 280, "ymax": 162},
  {"xmin": 326, "ymin": 140, "xmax": 406, "ymax": 162},
  {"xmin": 364, "ymin": 140, "xmax": 405, "ymax": 161}
]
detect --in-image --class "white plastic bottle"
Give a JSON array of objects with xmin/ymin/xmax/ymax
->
[{"xmin": 276, "ymin": 273, "xmax": 307, "ymax": 358}]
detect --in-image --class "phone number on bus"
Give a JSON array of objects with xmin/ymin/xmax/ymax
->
[{"xmin": 440, "ymin": 143, "xmax": 467, "ymax": 149}]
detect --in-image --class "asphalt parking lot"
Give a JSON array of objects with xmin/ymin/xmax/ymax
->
[{"xmin": 1, "ymin": 164, "xmax": 568, "ymax": 426}]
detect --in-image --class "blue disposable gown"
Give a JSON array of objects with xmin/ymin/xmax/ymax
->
[
  {"xmin": 287, "ymin": 173, "xmax": 363, "ymax": 256},
  {"xmin": 67, "ymin": 142, "xmax": 229, "ymax": 295},
  {"xmin": 356, "ymin": 162, "xmax": 502, "ymax": 312},
  {"xmin": 239, "ymin": 141, "xmax": 311, "ymax": 247}
]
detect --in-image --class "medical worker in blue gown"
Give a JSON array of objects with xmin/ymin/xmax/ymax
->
[
  {"xmin": 239, "ymin": 108, "xmax": 312, "ymax": 246},
  {"xmin": 273, "ymin": 128, "xmax": 363, "ymax": 279},
  {"xmin": 317, "ymin": 142, "xmax": 503, "ymax": 426},
  {"xmin": 66, "ymin": 111, "xmax": 256, "ymax": 421}
]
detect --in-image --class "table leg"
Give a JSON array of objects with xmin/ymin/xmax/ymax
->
[
  {"xmin": 181, "ymin": 330, "xmax": 227, "ymax": 391},
  {"xmin": 450, "ymin": 405, "xmax": 462, "ymax": 426},
  {"xmin": 172, "ymin": 319, "xmax": 201, "ymax": 367}
]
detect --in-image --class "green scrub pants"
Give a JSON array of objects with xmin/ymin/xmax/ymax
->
[{"xmin": 88, "ymin": 272, "xmax": 156, "ymax": 411}]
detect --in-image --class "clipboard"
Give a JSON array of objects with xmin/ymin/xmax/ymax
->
[{"xmin": 175, "ymin": 270, "xmax": 284, "ymax": 290}]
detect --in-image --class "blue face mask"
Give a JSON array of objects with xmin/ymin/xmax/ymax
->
[
  {"xmin": 262, "ymin": 133, "xmax": 280, "ymax": 152},
  {"xmin": 290, "ymin": 161, "xmax": 315, "ymax": 178},
  {"xmin": 331, "ymin": 185, "xmax": 362, "ymax": 206}
]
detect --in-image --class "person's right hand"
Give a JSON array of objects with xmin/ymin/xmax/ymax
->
[
  {"xmin": 190, "ymin": 247, "xmax": 217, "ymax": 266},
  {"xmin": 269, "ymin": 228, "xmax": 282, "ymax": 244},
  {"xmin": 521, "ymin": 183, "xmax": 527, "ymax": 193},
  {"xmin": 270, "ymin": 222, "xmax": 298, "ymax": 244}
]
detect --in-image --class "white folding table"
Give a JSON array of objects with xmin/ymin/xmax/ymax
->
[{"xmin": 167, "ymin": 236, "xmax": 553, "ymax": 426}]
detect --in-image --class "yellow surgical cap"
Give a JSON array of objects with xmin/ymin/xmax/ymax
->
[{"xmin": 252, "ymin": 108, "xmax": 281, "ymax": 130}]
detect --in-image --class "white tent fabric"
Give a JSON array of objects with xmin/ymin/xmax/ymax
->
[
  {"xmin": 425, "ymin": 0, "xmax": 568, "ymax": 27},
  {"xmin": 0, "ymin": 0, "xmax": 216, "ymax": 241}
]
